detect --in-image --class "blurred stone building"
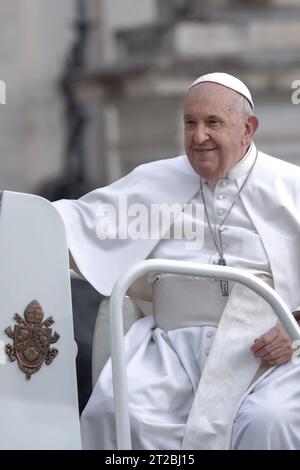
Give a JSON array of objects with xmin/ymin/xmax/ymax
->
[
  {"xmin": 81, "ymin": 0, "xmax": 300, "ymax": 185},
  {"xmin": 0, "ymin": 0, "xmax": 299, "ymax": 194},
  {"xmin": 0, "ymin": 0, "xmax": 72, "ymax": 192}
]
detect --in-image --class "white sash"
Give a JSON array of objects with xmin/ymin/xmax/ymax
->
[{"xmin": 182, "ymin": 282, "xmax": 277, "ymax": 450}]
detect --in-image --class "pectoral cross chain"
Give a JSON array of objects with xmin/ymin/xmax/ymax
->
[{"xmin": 218, "ymin": 257, "xmax": 229, "ymax": 297}]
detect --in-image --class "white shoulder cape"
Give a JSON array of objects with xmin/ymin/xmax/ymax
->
[{"xmin": 53, "ymin": 148, "xmax": 300, "ymax": 312}]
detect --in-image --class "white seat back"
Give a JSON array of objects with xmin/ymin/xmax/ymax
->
[{"xmin": 0, "ymin": 191, "xmax": 81, "ymax": 449}]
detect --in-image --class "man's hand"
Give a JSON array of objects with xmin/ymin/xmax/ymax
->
[{"xmin": 250, "ymin": 324, "xmax": 294, "ymax": 366}]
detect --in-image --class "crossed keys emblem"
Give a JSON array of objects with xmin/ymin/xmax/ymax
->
[{"xmin": 5, "ymin": 300, "xmax": 60, "ymax": 380}]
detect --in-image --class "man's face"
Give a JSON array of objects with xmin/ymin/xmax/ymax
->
[{"xmin": 183, "ymin": 82, "xmax": 257, "ymax": 181}]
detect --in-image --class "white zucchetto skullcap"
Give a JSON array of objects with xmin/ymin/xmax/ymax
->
[{"xmin": 189, "ymin": 72, "xmax": 254, "ymax": 109}]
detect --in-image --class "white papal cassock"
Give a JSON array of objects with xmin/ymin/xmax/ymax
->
[{"xmin": 54, "ymin": 143, "xmax": 300, "ymax": 449}]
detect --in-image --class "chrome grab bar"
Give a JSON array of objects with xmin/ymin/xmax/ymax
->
[{"xmin": 109, "ymin": 259, "xmax": 300, "ymax": 449}]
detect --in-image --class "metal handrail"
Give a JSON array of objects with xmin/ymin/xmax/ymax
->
[{"xmin": 109, "ymin": 259, "xmax": 300, "ymax": 449}]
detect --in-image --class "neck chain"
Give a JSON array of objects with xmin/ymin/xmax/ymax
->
[{"xmin": 200, "ymin": 149, "xmax": 258, "ymax": 297}]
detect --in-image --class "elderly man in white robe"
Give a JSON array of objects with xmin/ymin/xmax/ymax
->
[{"xmin": 54, "ymin": 73, "xmax": 300, "ymax": 450}]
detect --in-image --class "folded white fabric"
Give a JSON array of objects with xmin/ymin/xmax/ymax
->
[{"xmin": 182, "ymin": 282, "xmax": 277, "ymax": 450}]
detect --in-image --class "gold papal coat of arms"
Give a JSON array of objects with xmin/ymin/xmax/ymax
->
[{"xmin": 5, "ymin": 300, "xmax": 60, "ymax": 380}]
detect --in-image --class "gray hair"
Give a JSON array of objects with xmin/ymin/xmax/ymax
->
[{"xmin": 234, "ymin": 94, "xmax": 253, "ymax": 118}]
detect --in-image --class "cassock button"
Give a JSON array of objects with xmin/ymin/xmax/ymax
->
[
  {"xmin": 221, "ymin": 180, "xmax": 227, "ymax": 187},
  {"xmin": 217, "ymin": 194, "xmax": 224, "ymax": 200},
  {"xmin": 217, "ymin": 209, "xmax": 225, "ymax": 216},
  {"xmin": 204, "ymin": 348, "xmax": 210, "ymax": 356},
  {"xmin": 206, "ymin": 330, "xmax": 214, "ymax": 339}
]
